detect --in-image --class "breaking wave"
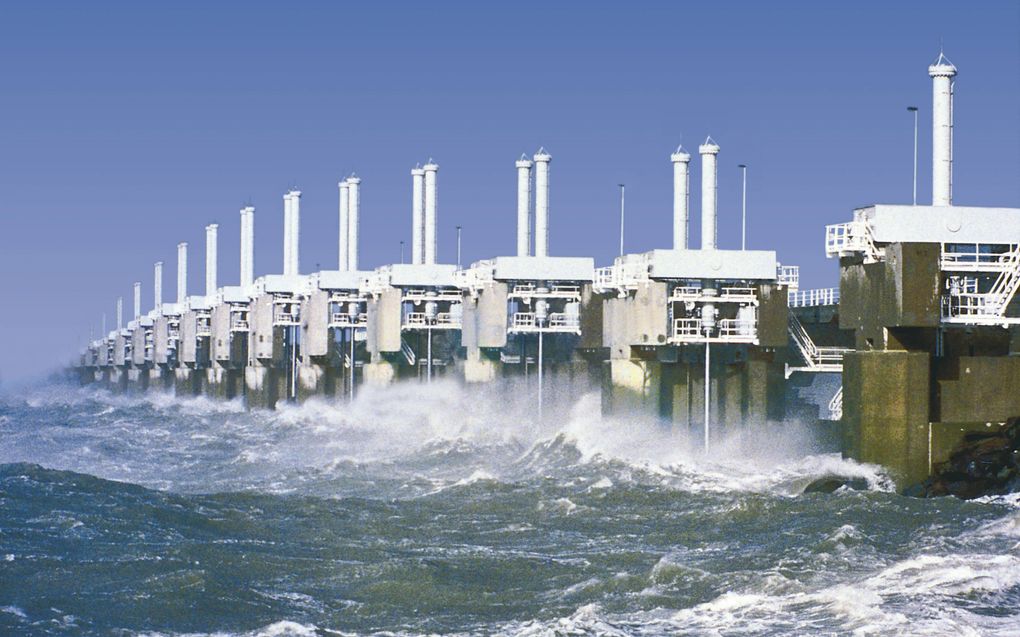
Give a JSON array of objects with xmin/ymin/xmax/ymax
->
[{"xmin": 1, "ymin": 381, "xmax": 1017, "ymax": 636}]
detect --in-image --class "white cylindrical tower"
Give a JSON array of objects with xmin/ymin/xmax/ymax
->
[
  {"xmin": 282, "ymin": 193, "xmax": 293, "ymax": 276},
  {"xmin": 929, "ymin": 53, "xmax": 957, "ymax": 207},
  {"xmin": 411, "ymin": 167, "xmax": 425, "ymax": 265},
  {"xmin": 289, "ymin": 191, "xmax": 301, "ymax": 275},
  {"xmin": 533, "ymin": 149, "xmax": 551, "ymax": 257},
  {"xmin": 347, "ymin": 176, "xmax": 361, "ymax": 271},
  {"xmin": 116, "ymin": 297, "xmax": 123, "ymax": 330},
  {"xmin": 240, "ymin": 206, "xmax": 255, "ymax": 288},
  {"xmin": 177, "ymin": 242, "xmax": 188, "ymax": 304},
  {"xmin": 338, "ymin": 181, "xmax": 350, "ymax": 271},
  {"xmin": 423, "ymin": 162, "xmax": 438, "ymax": 265},
  {"xmin": 133, "ymin": 282, "xmax": 141, "ymax": 320},
  {"xmin": 516, "ymin": 156, "xmax": 533, "ymax": 257},
  {"xmin": 671, "ymin": 146, "xmax": 691, "ymax": 250},
  {"xmin": 154, "ymin": 262, "xmax": 163, "ymax": 312},
  {"xmin": 205, "ymin": 223, "xmax": 218, "ymax": 296},
  {"xmin": 699, "ymin": 138, "xmax": 720, "ymax": 250}
]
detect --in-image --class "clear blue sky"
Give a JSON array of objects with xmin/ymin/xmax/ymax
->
[{"xmin": 1, "ymin": 1, "xmax": 1018, "ymax": 383}]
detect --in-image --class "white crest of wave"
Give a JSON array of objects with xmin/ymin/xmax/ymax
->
[{"xmin": 7, "ymin": 379, "xmax": 895, "ymax": 497}]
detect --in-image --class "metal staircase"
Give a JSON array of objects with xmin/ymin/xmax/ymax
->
[
  {"xmin": 400, "ymin": 337, "xmax": 416, "ymax": 366},
  {"xmin": 828, "ymin": 386, "xmax": 843, "ymax": 420},
  {"xmin": 941, "ymin": 245, "xmax": 1020, "ymax": 325},
  {"xmin": 988, "ymin": 247, "xmax": 1020, "ymax": 316},
  {"xmin": 787, "ymin": 313, "xmax": 850, "ymax": 375}
]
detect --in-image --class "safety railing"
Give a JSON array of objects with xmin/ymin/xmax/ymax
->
[
  {"xmin": 777, "ymin": 265, "xmax": 800, "ymax": 290},
  {"xmin": 670, "ymin": 317, "xmax": 757, "ymax": 343},
  {"xmin": 789, "ymin": 287, "xmax": 840, "ymax": 308},
  {"xmin": 509, "ymin": 312, "xmax": 581, "ymax": 332},
  {"xmin": 825, "ymin": 220, "xmax": 882, "ymax": 262},
  {"xmin": 940, "ymin": 244, "xmax": 1020, "ymax": 273},
  {"xmin": 403, "ymin": 312, "xmax": 462, "ymax": 329},
  {"xmin": 330, "ymin": 313, "xmax": 367, "ymax": 327}
]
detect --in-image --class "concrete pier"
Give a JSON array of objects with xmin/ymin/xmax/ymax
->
[{"xmin": 596, "ymin": 250, "xmax": 793, "ymax": 442}]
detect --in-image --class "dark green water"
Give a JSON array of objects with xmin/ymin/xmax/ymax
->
[{"xmin": 1, "ymin": 382, "xmax": 1017, "ymax": 636}]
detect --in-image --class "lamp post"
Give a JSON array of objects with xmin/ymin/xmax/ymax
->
[
  {"xmin": 907, "ymin": 106, "xmax": 918, "ymax": 205},
  {"xmin": 618, "ymin": 184, "xmax": 625, "ymax": 256},
  {"xmin": 738, "ymin": 164, "xmax": 747, "ymax": 250}
]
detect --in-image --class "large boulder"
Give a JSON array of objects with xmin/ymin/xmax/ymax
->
[{"xmin": 907, "ymin": 417, "xmax": 1020, "ymax": 499}]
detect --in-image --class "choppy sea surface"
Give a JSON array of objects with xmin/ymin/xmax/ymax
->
[{"xmin": 1, "ymin": 381, "xmax": 1019, "ymax": 636}]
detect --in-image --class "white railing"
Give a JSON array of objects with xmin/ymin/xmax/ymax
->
[
  {"xmin": 455, "ymin": 261, "xmax": 495, "ymax": 291},
  {"xmin": 403, "ymin": 312, "xmax": 462, "ymax": 329},
  {"xmin": 330, "ymin": 313, "xmax": 367, "ymax": 327},
  {"xmin": 273, "ymin": 308, "xmax": 300, "ymax": 325},
  {"xmin": 777, "ymin": 265, "xmax": 800, "ymax": 291},
  {"xmin": 403, "ymin": 289, "xmax": 462, "ymax": 303},
  {"xmin": 789, "ymin": 287, "xmax": 840, "ymax": 308},
  {"xmin": 940, "ymin": 244, "xmax": 1020, "ymax": 273},
  {"xmin": 670, "ymin": 317, "xmax": 757, "ymax": 343},
  {"xmin": 510, "ymin": 283, "xmax": 582, "ymax": 300},
  {"xmin": 593, "ymin": 258, "xmax": 650, "ymax": 294},
  {"xmin": 720, "ymin": 286, "xmax": 757, "ymax": 302},
  {"xmin": 941, "ymin": 247, "xmax": 1020, "ymax": 324},
  {"xmin": 511, "ymin": 312, "xmax": 581, "ymax": 332},
  {"xmin": 826, "ymin": 220, "xmax": 882, "ymax": 262}
]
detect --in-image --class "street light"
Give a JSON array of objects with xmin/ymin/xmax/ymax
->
[
  {"xmin": 738, "ymin": 164, "xmax": 747, "ymax": 250},
  {"xmin": 618, "ymin": 184, "xmax": 625, "ymax": 256},
  {"xmin": 907, "ymin": 106, "xmax": 918, "ymax": 205}
]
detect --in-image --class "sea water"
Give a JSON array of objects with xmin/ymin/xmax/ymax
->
[{"xmin": 1, "ymin": 381, "xmax": 1018, "ymax": 636}]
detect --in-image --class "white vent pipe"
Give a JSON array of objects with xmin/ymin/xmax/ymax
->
[
  {"xmin": 205, "ymin": 223, "xmax": 218, "ymax": 296},
  {"xmin": 240, "ymin": 207, "xmax": 254, "ymax": 288},
  {"xmin": 411, "ymin": 167, "xmax": 425, "ymax": 265},
  {"xmin": 338, "ymin": 182, "xmax": 350, "ymax": 271},
  {"xmin": 533, "ymin": 149, "xmax": 551, "ymax": 257},
  {"xmin": 117, "ymin": 297, "xmax": 123, "ymax": 330},
  {"xmin": 423, "ymin": 162, "xmax": 438, "ymax": 264},
  {"xmin": 699, "ymin": 138, "xmax": 720, "ymax": 250},
  {"xmin": 516, "ymin": 157, "xmax": 533, "ymax": 256},
  {"xmin": 289, "ymin": 191, "xmax": 301, "ymax": 275},
  {"xmin": 929, "ymin": 53, "xmax": 957, "ymax": 207},
  {"xmin": 133, "ymin": 282, "xmax": 141, "ymax": 320},
  {"xmin": 177, "ymin": 242, "xmax": 187, "ymax": 304},
  {"xmin": 671, "ymin": 147, "xmax": 691, "ymax": 250},
  {"xmin": 154, "ymin": 262, "xmax": 163, "ymax": 312},
  {"xmin": 347, "ymin": 177, "xmax": 361, "ymax": 271}
]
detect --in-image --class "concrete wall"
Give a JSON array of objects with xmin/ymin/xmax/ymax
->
[{"xmin": 842, "ymin": 350, "xmax": 931, "ymax": 487}]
